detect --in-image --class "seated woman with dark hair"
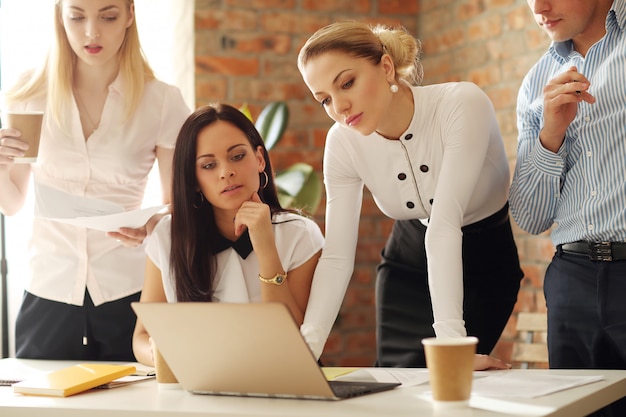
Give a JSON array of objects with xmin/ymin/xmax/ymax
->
[{"xmin": 132, "ymin": 103, "xmax": 324, "ymax": 366}]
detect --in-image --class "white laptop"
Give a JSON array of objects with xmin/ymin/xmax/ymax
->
[{"xmin": 131, "ymin": 302, "xmax": 400, "ymax": 400}]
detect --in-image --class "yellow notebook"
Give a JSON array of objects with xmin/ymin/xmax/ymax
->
[
  {"xmin": 322, "ymin": 367, "xmax": 360, "ymax": 380},
  {"xmin": 13, "ymin": 363, "xmax": 136, "ymax": 397}
]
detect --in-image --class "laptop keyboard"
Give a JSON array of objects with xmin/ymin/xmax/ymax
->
[{"xmin": 329, "ymin": 381, "xmax": 373, "ymax": 398}]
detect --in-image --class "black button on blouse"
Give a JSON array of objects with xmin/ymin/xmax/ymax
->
[
  {"xmin": 420, "ymin": 165, "xmax": 429, "ymax": 173},
  {"xmin": 406, "ymin": 202, "xmax": 415, "ymax": 209},
  {"xmin": 397, "ymin": 173, "xmax": 407, "ymax": 180}
]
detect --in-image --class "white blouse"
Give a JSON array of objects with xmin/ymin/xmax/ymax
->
[
  {"xmin": 146, "ymin": 212, "xmax": 325, "ymax": 304},
  {"xmin": 301, "ymin": 82, "xmax": 511, "ymax": 358},
  {"xmin": 9, "ymin": 76, "xmax": 190, "ymax": 306}
]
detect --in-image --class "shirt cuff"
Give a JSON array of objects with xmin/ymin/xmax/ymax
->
[
  {"xmin": 432, "ymin": 319, "xmax": 467, "ymax": 339},
  {"xmin": 300, "ymin": 322, "xmax": 326, "ymax": 360},
  {"xmin": 531, "ymin": 136, "xmax": 566, "ymax": 176}
]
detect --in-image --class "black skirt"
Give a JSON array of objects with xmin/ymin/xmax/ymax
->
[{"xmin": 375, "ymin": 203, "xmax": 523, "ymax": 367}]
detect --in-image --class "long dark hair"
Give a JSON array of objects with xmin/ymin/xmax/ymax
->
[{"xmin": 170, "ymin": 103, "xmax": 284, "ymax": 302}]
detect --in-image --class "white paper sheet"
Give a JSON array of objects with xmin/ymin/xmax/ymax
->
[
  {"xmin": 418, "ymin": 391, "xmax": 557, "ymax": 416},
  {"xmin": 335, "ymin": 368, "xmax": 430, "ymax": 387},
  {"xmin": 47, "ymin": 205, "xmax": 168, "ymax": 232},
  {"xmin": 418, "ymin": 372, "xmax": 603, "ymax": 415},
  {"xmin": 337, "ymin": 369, "xmax": 604, "ymax": 398},
  {"xmin": 471, "ymin": 371, "xmax": 604, "ymax": 398},
  {"xmin": 35, "ymin": 183, "xmax": 124, "ymax": 218},
  {"xmin": 35, "ymin": 183, "xmax": 167, "ymax": 232}
]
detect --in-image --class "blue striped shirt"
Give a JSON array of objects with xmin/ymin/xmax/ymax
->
[{"xmin": 509, "ymin": 0, "xmax": 626, "ymax": 245}]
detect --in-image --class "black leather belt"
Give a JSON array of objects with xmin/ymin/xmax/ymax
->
[{"xmin": 559, "ymin": 241, "xmax": 626, "ymax": 261}]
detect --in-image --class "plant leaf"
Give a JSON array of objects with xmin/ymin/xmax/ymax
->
[
  {"xmin": 239, "ymin": 103, "xmax": 253, "ymax": 122},
  {"xmin": 275, "ymin": 163, "xmax": 322, "ymax": 213},
  {"xmin": 255, "ymin": 101, "xmax": 289, "ymax": 150}
]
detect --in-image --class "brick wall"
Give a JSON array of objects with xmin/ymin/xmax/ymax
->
[{"xmin": 193, "ymin": 0, "xmax": 554, "ymax": 367}]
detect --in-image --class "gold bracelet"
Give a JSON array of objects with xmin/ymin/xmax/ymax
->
[{"xmin": 258, "ymin": 272, "xmax": 287, "ymax": 286}]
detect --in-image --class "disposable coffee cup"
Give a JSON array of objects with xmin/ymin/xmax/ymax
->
[
  {"xmin": 2, "ymin": 111, "xmax": 44, "ymax": 163},
  {"xmin": 422, "ymin": 336, "xmax": 478, "ymax": 409},
  {"xmin": 152, "ymin": 341, "xmax": 180, "ymax": 390}
]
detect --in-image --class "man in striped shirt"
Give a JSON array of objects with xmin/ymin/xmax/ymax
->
[{"xmin": 510, "ymin": 1, "xmax": 626, "ymax": 415}]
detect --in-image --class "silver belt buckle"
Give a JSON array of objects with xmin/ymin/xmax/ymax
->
[{"xmin": 588, "ymin": 241, "xmax": 612, "ymax": 261}]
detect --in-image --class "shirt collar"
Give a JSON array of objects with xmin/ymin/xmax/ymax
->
[
  {"xmin": 214, "ymin": 229, "xmax": 253, "ymax": 259},
  {"xmin": 613, "ymin": 0, "xmax": 626, "ymax": 31},
  {"xmin": 108, "ymin": 74, "xmax": 124, "ymax": 95}
]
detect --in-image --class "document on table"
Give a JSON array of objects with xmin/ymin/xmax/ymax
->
[
  {"xmin": 95, "ymin": 374, "xmax": 155, "ymax": 389},
  {"xmin": 331, "ymin": 368, "xmax": 603, "ymax": 394},
  {"xmin": 471, "ymin": 371, "xmax": 604, "ymax": 398},
  {"xmin": 35, "ymin": 183, "xmax": 167, "ymax": 232},
  {"xmin": 333, "ymin": 368, "xmax": 430, "ymax": 387},
  {"xmin": 0, "ymin": 360, "xmax": 44, "ymax": 386},
  {"xmin": 124, "ymin": 363, "xmax": 155, "ymax": 377},
  {"xmin": 418, "ymin": 372, "xmax": 605, "ymax": 416}
]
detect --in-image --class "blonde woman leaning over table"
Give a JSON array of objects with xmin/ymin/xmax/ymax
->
[
  {"xmin": 132, "ymin": 104, "xmax": 324, "ymax": 366},
  {"xmin": 297, "ymin": 21, "xmax": 523, "ymax": 370},
  {"xmin": 0, "ymin": 0, "xmax": 190, "ymax": 360}
]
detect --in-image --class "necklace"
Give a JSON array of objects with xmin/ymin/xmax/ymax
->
[{"xmin": 73, "ymin": 89, "xmax": 100, "ymax": 135}]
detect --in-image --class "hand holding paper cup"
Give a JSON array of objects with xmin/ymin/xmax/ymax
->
[
  {"xmin": 422, "ymin": 336, "xmax": 478, "ymax": 409},
  {"xmin": 2, "ymin": 111, "xmax": 44, "ymax": 163}
]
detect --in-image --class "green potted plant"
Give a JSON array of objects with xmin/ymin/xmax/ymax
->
[{"xmin": 244, "ymin": 102, "xmax": 323, "ymax": 214}]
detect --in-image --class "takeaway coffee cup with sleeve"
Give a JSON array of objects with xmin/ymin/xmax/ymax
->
[
  {"xmin": 422, "ymin": 336, "xmax": 478, "ymax": 408},
  {"xmin": 151, "ymin": 339, "xmax": 180, "ymax": 390},
  {"xmin": 2, "ymin": 110, "xmax": 44, "ymax": 163}
]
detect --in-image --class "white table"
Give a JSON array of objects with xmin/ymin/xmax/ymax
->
[{"xmin": 1, "ymin": 359, "xmax": 625, "ymax": 417}]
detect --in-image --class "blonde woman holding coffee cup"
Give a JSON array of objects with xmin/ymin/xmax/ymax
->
[{"xmin": 0, "ymin": 0, "xmax": 190, "ymax": 361}]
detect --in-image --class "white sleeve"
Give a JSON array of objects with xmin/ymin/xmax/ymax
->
[
  {"xmin": 155, "ymin": 83, "xmax": 191, "ymax": 149},
  {"xmin": 145, "ymin": 215, "xmax": 171, "ymax": 273},
  {"xmin": 427, "ymin": 83, "xmax": 501, "ymax": 338},
  {"xmin": 300, "ymin": 127, "xmax": 364, "ymax": 359},
  {"xmin": 275, "ymin": 213, "xmax": 324, "ymax": 272}
]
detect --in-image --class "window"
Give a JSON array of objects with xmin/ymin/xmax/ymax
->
[{"xmin": 0, "ymin": 0, "xmax": 194, "ymax": 357}]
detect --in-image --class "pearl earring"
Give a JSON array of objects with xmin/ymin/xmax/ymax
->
[{"xmin": 390, "ymin": 84, "xmax": 399, "ymax": 93}]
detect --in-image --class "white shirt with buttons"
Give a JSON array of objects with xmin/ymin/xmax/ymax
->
[
  {"xmin": 7, "ymin": 77, "xmax": 190, "ymax": 307},
  {"xmin": 301, "ymin": 82, "xmax": 511, "ymax": 358}
]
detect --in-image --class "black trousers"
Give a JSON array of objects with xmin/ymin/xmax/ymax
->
[
  {"xmin": 375, "ymin": 204, "xmax": 523, "ymax": 367},
  {"xmin": 15, "ymin": 290, "xmax": 140, "ymax": 361},
  {"xmin": 545, "ymin": 249, "xmax": 626, "ymax": 417}
]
